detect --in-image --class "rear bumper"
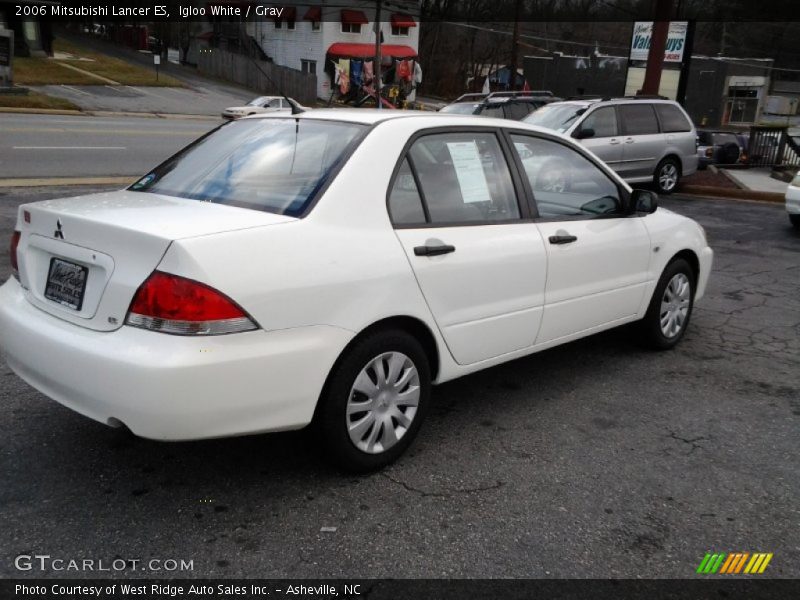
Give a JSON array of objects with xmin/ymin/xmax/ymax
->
[{"xmin": 0, "ymin": 279, "xmax": 352, "ymax": 440}]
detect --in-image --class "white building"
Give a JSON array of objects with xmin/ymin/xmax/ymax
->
[{"xmin": 249, "ymin": 2, "xmax": 420, "ymax": 100}]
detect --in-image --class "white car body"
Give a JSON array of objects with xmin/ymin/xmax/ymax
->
[
  {"xmin": 221, "ymin": 96, "xmax": 299, "ymax": 120},
  {"xmin": 786, "ymin": 173, "xmax": 800, "ymax": 214},
  {"xmin": 0, "ymin": 111, "xmax": 713, "ymax": 447}
]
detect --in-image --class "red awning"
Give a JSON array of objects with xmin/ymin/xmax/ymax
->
[
  {"xmin": 391, "ymin": 13, "xmax": 416, "ymax": 28},
  {"xmin": 340, "ymin": 9, "xmax": 368, "ymax": 25},
  {"xmin": 303, "ymin": 6, "xmax": 321, "ymax": 21},
  {"xmin": 327, "ymin": 43, "xmax": 418, "ymax": 59}
]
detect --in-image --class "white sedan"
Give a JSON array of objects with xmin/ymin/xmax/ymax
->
[
  {"xmin": 786, "ymin": 171, "xmax": 800, "ymax": 229},
  {"xmin": 221, "ymin": 95, "xmax": 304, "ymax": 120},
  {"xmin": 0, "ymin": 111, "xmax": 713, "ymax": 471}
]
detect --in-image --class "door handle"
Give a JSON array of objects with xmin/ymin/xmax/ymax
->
[
  {"xmin": 625, "ymin": 137, "xmax": 635, "ymax": 144},
  {"xmin": 414, "ymin": 244, "xmax": 456, "ymax": 256},
  {"xmin": 548, "ymin": 235, "xmax": 577, "ymax": 245},
  {"xmin": 609, "ymin": 138, "xmax": 621, "ymax": 145}
]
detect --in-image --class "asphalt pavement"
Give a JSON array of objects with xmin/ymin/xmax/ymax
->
[
  {"xmin": 0, "ymin": 187, "xmax": 798, "ymax": 579},
  {"xmin": 0, "ymin": 113, "xmax": 220, "ymax": 179}
]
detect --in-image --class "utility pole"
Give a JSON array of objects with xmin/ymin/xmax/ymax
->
[
  {"xmin": 374, "ymin": 0, "xmax": 382, "ymax": 109},
  {"xmin": 675, "ymin": 20, "xmax": 695, "ymax": 105},
  {"xmin": 641, "ymin": 0, "xmax": 674, "ymax": 96},
  {"xmin": 509, "ymin": 0, "xmax": 522, "ymax": 91}
]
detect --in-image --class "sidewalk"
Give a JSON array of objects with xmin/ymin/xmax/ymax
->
[{"xmin": 721, "ymin": 168, "xmax": 791, "ymax": 194}]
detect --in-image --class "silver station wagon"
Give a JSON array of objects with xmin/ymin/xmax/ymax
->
[{"xmin": 524, "ymin": 97, "xmax": 698, "ymax": 194}]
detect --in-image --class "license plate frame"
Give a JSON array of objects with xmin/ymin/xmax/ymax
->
[{"xmin": 44, "ymin": 257, "xmax": 88, "ymax": 311}]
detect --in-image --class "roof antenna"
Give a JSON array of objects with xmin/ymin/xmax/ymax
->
[{"xmin": 245, "ymin": 53, "xmax": 306, "ymax": 115}]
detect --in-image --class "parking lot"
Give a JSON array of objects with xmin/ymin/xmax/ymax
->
[{"xmin": 0, "ymin": 186, "xmax": 797, "ymax": 579}]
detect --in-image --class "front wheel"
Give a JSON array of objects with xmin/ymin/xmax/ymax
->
[
  {"xmin": 638, "ymin": 258, "xmax": 695, "ymax": 350},
  {"xmin": 654, "ymin": 158, "xmax": 681, "ymax": 195},
  {"xmin": 790, "ymin": 214, "xmax": 800, "ymax": 229},
  {"xmin": 314, "ymin": 330, "xmax": 431, "ymax": 472}
]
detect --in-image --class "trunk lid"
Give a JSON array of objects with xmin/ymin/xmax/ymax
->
[{"xmin": 15, "ymin": 190, "xmax": 294, "ymax": 331}]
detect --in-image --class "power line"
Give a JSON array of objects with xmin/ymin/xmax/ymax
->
[{"xmin": 442, "ymin": 21, "xmax": 630, "ymax": 51}]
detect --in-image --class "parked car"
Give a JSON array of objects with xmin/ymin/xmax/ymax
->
[
  {"xmin": 221, "ymin": 96, "xmax": 305, "ymax": 120},
  {"xmin": 696, "ymin": 130, "xmax": 748, "ymax": 169},
  {"xmin": 0, "ymin": 111, "xmax": 713, "ymax": 471},
  {"xmin": 786, "ymin": 171, "xmax": 800, "ymax": 229},
  {"xmin": 439, "ymin": 91, "xmax": 559, "ymax": 121},
  {"xmin": 524, "ymin": 97, "xmax": 698, "ymax": 194}
]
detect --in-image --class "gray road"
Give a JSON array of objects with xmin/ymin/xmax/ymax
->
[
  {"xmin": 0, "ymin": 188, "xmax": 798, "ymax": 579},
  {"xmin": 0, "ymin": 113, "xmax": 220, "ymax": 178}
]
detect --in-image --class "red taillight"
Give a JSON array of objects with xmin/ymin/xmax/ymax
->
[
  {"xmin": 705, "ymin": 147, "xmax": 714, "ymax": 158},
  {"xmin": 126, "ymin": 271, "xmax": 257, "ymax": 335},
  {"xmin": 9, "ymin": 231, "xmax": 20, "ymax": 281}
]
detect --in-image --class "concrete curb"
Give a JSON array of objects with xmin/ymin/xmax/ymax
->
[
  {"xmin": 0, "ymin": 107, "xmax": 84, "ymax": 116},
  {"xmin": 0, "ymin": 107, "xmax": 221, "ymax": 120},
  {"xmin": 0, "ymin": 177, "xmax": 135, "ymax": 188},
  {"xmin": 678, "ymin": 185, "xmax": 785, "ymax": 204}
]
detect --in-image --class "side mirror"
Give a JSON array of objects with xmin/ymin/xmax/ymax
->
[
  {"xmin": 575, "ymin": 127, "xmax": 595, "ymax": 139},
  {"xmin": 631, "ymin": 189, "xmax": 658, "ymax": 214}
]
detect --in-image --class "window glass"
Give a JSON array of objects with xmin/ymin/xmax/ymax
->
[
  {"xmin": 712, "ymin": 133, "xmax": 738, "ymax": 145},
  {"xmin": 408, "ymin": 133, "xmax": 520, "ymax": 224},
  {"xmin": 655, "ymin": 103, "xmax": 692, "ymax": 132},
  {"xmin": 130, "ymin": 119, "xmax": 365, "ymax": 217},
  {"xmin": 505, "ymin": 102, "xmax": 531, "ymax": 120},
  {"xmin": 388, "ymin": 159, "xmax": 426, "ymax": 225},
  {"xmin": 579, "ymin": 107, "xmax": 618, "ymax": 137},
  {"xmin": 523, "ymin": 102, "xmax": 588, "ymax": 133},
  {"xmin": 511, "ymin": 134, "xmax": 623, "ymax": 219},
  {"xmin": 440, "ymin": 103, "xmax": 479, "ymax": 115},
  {"xmin": 481, "ymin": 105, "xmax": 506, "ymax": 119},
  {"xmin": 618, "ymin": 104, "xmax": 660, "ymax": 135}
]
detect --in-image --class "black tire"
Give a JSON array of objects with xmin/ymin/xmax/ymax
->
[
  {"xmin": 314, "ymin": 329, "xmax": 431, "ymax": 472},
  {"xmin": 654, "ymin": 157, "xmax": 681, "ymax": 195},
  {"xmin": 638, "ymin": 258, "xmax": 695, "ymax": 350},
  {"xmin": 790, "ymin": 214, "xmax": 800, "ymax": 229},
  {"xmin": 719, "ymin": 141, "xmax": 741, "ymax": 165}
]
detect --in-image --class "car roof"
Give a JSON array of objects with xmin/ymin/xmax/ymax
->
[{"xmin": 242, "ymin": 109, "xmax": 565, "ymax": 137}]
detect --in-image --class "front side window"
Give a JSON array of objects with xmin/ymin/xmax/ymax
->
[
  {"xmin": 405, "ymin": 132, "xmax": 520, "ymax": 224},
  {"xmin": 130, "ymin": 119, "xmax": 366, "ymax": 217},
  {"xmin": 578, "ymin": 106, "xmax": 618, "ymax": 138},
  {"xmin": 655, "ymin": 104, "xmax": 692, "ymax": 132},
  {"xmin": 618, "ymin": 104, "xmax": 660, "ymax": 135},
  {"xmin": 511, "ymin": 134, "xmax": 623, "ymax": 219},
  {"xmin": 481, "ymin": 105, "xmax": 506, "ymax": 119}
]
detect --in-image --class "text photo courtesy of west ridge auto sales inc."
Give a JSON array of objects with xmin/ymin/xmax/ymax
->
[{"xmin": 0, "ymin": 1, "xmax": 798, "ymax": 599}]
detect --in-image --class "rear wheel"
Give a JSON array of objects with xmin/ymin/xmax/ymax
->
[
  {"xmin": 790, "ymin": 214, "xmax": 800, "ymax": 229},
  {"xmin": 639, "ymin": 258, "xmax": 695, "ymax": 350},
  {"xmin": 654, "ymin": 158, "xmax": 681, "ymax": 195},
  {"xmin": 315, "ymin": 329, "xmax": 430, "ymax": 472}
]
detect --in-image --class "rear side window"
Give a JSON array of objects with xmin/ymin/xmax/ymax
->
[
  {"xmin": 618, "ymin": 104, "xmax": 660, "ymax": 135},
  {"xmin": 655, "ymin": 104, "xmax": 692, "ymax": 132},
  {"xmin": 578, "ymin": 107, "xmax": 618, "ymax": 138},
  {"xmin": 388, "ymin": 159, "xmax": 426, "ymax": 225},
  {"xmin": 129, "ymin": 119, "xmax": 365, "ymax": 217},
  {"xmin": 403, "ymin": 132, "xmax": 520, "ymax": 224}
]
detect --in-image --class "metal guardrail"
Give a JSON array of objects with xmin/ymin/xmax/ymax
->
[{"xmin": 748, "ymin": 126, "xmax": 800, "ymax": 168}]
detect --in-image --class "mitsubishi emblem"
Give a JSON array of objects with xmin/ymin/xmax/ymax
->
[{"xmin": 54, "ymin": 219, "xmax": 64, "ymax": 240}]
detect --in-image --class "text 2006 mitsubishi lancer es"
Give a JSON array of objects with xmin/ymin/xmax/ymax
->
[{"xmin": 0, "ymin": 110, "xmax": 712, "ymax": 471}]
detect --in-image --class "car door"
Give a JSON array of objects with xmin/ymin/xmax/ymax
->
[
  {"xmin": 389, "ymin": 130, "xmax": 548, "ymax": 365},
  {"xmin": 508, "ymin": 133, "xmax": 652, "ymax": 344},
  {"xmin": 616, "ymin": 103, "xmax": 665, "ymax": 180},
  {"xmin": 572, "ymin": 106, "xmax": 624, "ymax": 171}
]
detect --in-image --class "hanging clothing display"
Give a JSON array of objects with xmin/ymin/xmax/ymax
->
[
  {"xmin": 350, "ymin": 60, "xmax": 363, "ymax": 88},
  {"xmin": 397, "ymin": 59, "xmax": 412, "ymax": 82},
  {"xmin": 337, "ymin": 58, "xmax": 351, "ymax": 95}
]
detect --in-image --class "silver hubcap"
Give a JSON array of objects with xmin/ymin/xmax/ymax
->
[
  {"xmin": 660, "ymin": 273, "xmax": 691, "ymax": 338},
  {"xmin": 346, "ymin": 352, "xmax": 420, "ymax": 454},
  {"xmin": 659, "ymin": 163, "xmax": 678, "ymax": 191}
]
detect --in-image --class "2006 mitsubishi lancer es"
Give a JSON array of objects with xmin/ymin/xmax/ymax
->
[{"xmin": 0, "ymin": 110, "xmax": 712, "ymax": 471}]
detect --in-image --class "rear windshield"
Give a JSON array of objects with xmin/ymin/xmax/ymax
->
[{"xmin": 129, "ymin": 118, "xmax": 366, "ymax": 216}]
